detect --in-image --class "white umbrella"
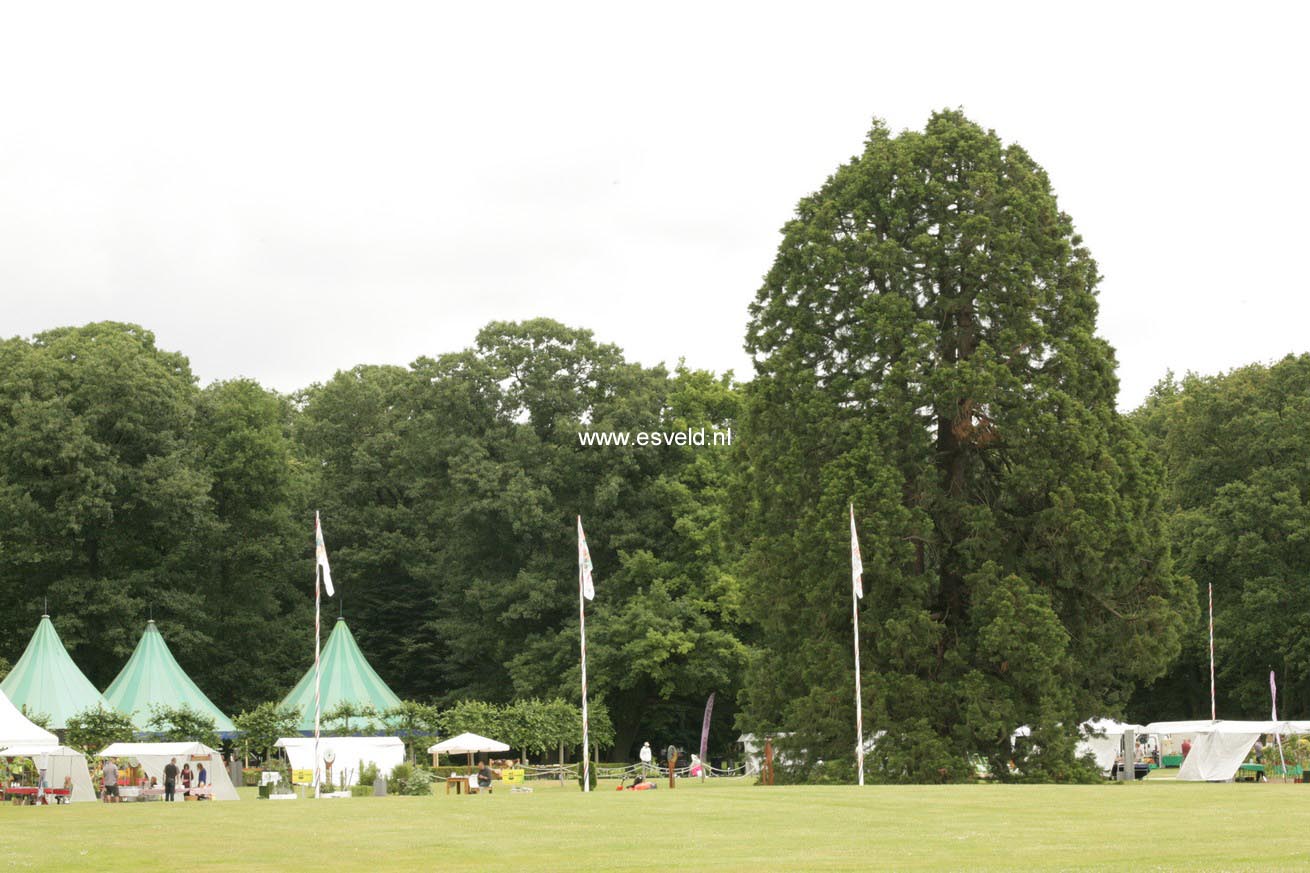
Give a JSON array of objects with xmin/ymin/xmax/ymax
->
[{"xmin": 428, "ymin": 732, "xmax": 510, "ymax": 769}]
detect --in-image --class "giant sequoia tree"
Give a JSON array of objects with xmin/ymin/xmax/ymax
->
[{"xmin": 737, "ymin": 111, "xmax": 1194, "ymax": 781}]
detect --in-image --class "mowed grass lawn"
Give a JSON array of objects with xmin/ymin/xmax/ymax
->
[{"xmin": 3, "ymin": 777, "xmax": 1310, "ymax": 871}]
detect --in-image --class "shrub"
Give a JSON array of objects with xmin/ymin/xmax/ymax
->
[
  {"xmin": 349, "ymin": 784, "xmax": 373, "ymax": 797},
  {"xmin": 387, "ymin": 762, "xmax": 411, "ymax": 794},
  {"xmin": 359, "ymin": 760, "xmax": 380, "ymax": 787},
  {"xmin": 388, "ymin": 762, "xmax": 434, "ymax": 796}
]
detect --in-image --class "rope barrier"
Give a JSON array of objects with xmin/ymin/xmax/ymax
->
[{"xmin": 518, "ymin": 762, "xmax": 748, "ymax": 779}]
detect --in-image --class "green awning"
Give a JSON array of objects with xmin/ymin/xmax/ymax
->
[
  {"xmin": 103, "ymin": 620, "xmax": 236, "ymax": 734},
  {"xmin": 0, "ymin": 615, "xmax": 112, "ymax": 730},
  {"xmin": 280, "ymin": 618, "xmax": 402, "ymax": 732}
]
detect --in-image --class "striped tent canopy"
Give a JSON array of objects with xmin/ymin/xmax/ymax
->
[
  {"xmin": 280, "ymin": 618, "xmax": 402, "ymax": 732},
  {"xmin": 103, "ymin": 620, "xmax": 236, "ymax": 735},
  {"xmin": 0, "ymin": 615, "xmax": 111, "ymax": 730}
]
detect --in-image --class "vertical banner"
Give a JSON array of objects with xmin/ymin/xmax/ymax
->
[
  {"xmin": 1271, "ymin": 670, "xmax": 1288, "ymax": 779},
  {"xmin": 699, "ymin": 692, "xmax": 715, "ymax": 771}
]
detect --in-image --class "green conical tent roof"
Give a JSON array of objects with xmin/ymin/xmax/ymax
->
[
  {"xmin": 280, "ymin": 618, "xmax": 402, "ymax": 732},
  {"xmin": 103, "ymin": 620, "xmax": 236, "ymax": 734},
  {"xmin": 0, "ymin": 615, "xmax": 112, "ymax": 730}
]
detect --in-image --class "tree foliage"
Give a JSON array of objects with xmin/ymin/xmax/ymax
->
[
  {"xmin": 381, "ymin": 701, "xmax": 442, "ymax": 763},
  {"xmin": 0, "ymin": 318, "xmax": 742, "ymax": 761},
  {"xmin": 0, "ymin": 324, "xmax": 312, "ymax": 715},
  {"xmin": 232, "ymin": 702, "xmax": 301, "ymax": 763},
  {"xmin": 1129, "ymin": 356, "xmax": 1310, "ymax": 720},
  {"xmin": 296, "ymin": 319, "xmax": 743, "ymax": 756},
  {"xmin": 64, "ymin": 706, "xmax": 137, "ymax": 757},
  {"xmin": 321, "ymin": 701, "xmax": 381, "ymax": 736},
  {"xmin": 145, "ymin": 703, "xmax": 220, "ymax": 749},
  {"xmin": 437, "ymin": 697, "xmax": 614, "ymax": 762},
  {"xmin": 737, "ymin": 111, "xmax": 1193, "ymax": 781}
]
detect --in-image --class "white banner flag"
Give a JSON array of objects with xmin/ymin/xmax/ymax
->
[
  {"xmin": 578, "ymin": 516, "xmax": 595, "ymax": 601},
  {"xmin": 315, "ymin": 511, "xmax": 335, "ymax": 597},
  {"xmin": 850, "ymin": 504, "xmax": 864, "ymax": 600}
]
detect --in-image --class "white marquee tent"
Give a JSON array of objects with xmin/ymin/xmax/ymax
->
[
  {"xmin": 98, "ymin": 741, "xmax": 239, "ymax": 800},
  {"xmin": 1077, "ymin": 718, "xmax": 1146, "ymax": 774},
  {"xmin": 1142, "ymin": 720, "xmax": 1310, "ymax": 782},
  {"xmin": 0, "ymin": 689, "xmax": 57, "ymax": 746},
  {"xmin": 0, "ymin": 744, "xmax": 96, "ymax": 802},
  {"xmin": 274, "ymin": 736, "xmax": 405, "ymax": 787}
]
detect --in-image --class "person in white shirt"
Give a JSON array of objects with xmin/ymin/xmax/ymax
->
[{"xmin": 639, "ymin": 741, "xmax": 653, "ymax": 777}]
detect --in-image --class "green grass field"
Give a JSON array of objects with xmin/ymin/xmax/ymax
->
[{"xmin": 3, "ymin": 777, "xmax": 1308, "ymax": 871}]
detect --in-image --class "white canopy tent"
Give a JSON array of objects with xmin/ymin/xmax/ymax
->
[
  {"xmin": 1142, "ymin": 720, "xmax": 1310, "ymax": 782},
  {"xmin": 736, "ymin": 733, "xmax": 808, "ymax": 776},
  {"xmin": 98, "ymin": 741, "xmax": 239, "ymax": 800},
  {"xmin": 1077, "ymin": 718, "xmax": 1146, "ymax": 774},
  {"xmin": 428, "ymin": 732, "xmax": 509, "ymax": 768},
  {"xmin": 0, "ymin": 744, "xmax": 96, "ymax": 802},
  {"xmin": 274, "ymin": 736, "xmax": 405, "ymax": 787},
  {"xmin": 0, "ymin": 689, "xmax": 57, "ymax": 746}
]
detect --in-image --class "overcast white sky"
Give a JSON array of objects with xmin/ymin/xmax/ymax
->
[{"xmin": 1, "ymin": 2, "xmax": 1305, "ymax": 408}]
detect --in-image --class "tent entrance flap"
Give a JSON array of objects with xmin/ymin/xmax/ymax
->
[{"xmin": 1177, "ymin": 732, "xmax": 1260, "ymax": 782}]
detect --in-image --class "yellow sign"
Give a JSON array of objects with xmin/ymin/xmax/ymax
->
[
  {"xmin": 502, "ymin": 769, "xmax": 524, "ymax": 784},
  {"xmin": 292, "ymin": 769, "xmax": 314, "ymax": 785}
]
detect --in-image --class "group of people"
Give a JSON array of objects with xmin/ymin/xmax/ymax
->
[{"xmin": 100, "ymin": 757, "xmax": 208, "ymax": 802}]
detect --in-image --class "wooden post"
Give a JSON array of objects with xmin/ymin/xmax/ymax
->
[
  {"xmin": 667, "ymin": 746, "xmax": 677, "ymax": 789},
  {"xmin": 763, "ymin": 738, "xmax": 775, "ymax": 786},
  {"xmin": 559, "ymin": 742, "xmax": 565, "ymax": 785}
]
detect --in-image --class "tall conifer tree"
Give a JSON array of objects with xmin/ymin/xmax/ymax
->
[{"xmin": 738, "ymin": 111, "xmax": 1194, "ymax": 781}]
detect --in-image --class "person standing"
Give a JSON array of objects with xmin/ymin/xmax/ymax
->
[
  {"xmin": 197, "ymin": 763, "xmax": 208, "ymax": 786},
  {"xmin": 101, "ymin": 758, "xmax": 119, "ymax": 803},
  {"xmin": 639, "ymin": 741, "xmax": 652, "ymax": 777},
  {"xmin": 164, "ymin": 758, "xmax": 179, "ymax": 802}
]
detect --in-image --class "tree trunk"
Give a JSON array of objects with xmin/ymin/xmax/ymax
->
[{"xmin": 935, "ymin": 296, "xmax": 978, "ymax": 627}]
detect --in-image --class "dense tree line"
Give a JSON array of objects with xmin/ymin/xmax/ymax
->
[
  {"xmin": 3, "ymin": 112, "xmax": 1306, "ymax": 781},
  {"xmin": 0, "ymin": 324, "xmax": 313, "ymax": 708},
  {"xmin": 0, "ymin": 320, "xmax": 744, "ymax": 759},
  {"xmin": 1128, "ymin": 356, "xmax": 1310, "ymax": 722}
]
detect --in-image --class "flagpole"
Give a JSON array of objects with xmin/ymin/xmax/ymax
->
[
  {"xmin": 313, "ymin": 559, "xmax": 322, "ymax": 796},
  {"xmin": 578, "ymin": 516, "xmax": 591, "ymax": 794},
  {"xmin": 310, "ymin": 510, "xmax": 335, "ymax": 798},
  {"xmin": 853, "ymin": 575, "xmax": 864, "ymax": 786},
  {"xmin": 1209, "ymin": 582, "xmax": 1216, "ymax": 721},
  {"xmin": 850, "ymin": 504, "xmax": 865, "ymax": 787}
]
